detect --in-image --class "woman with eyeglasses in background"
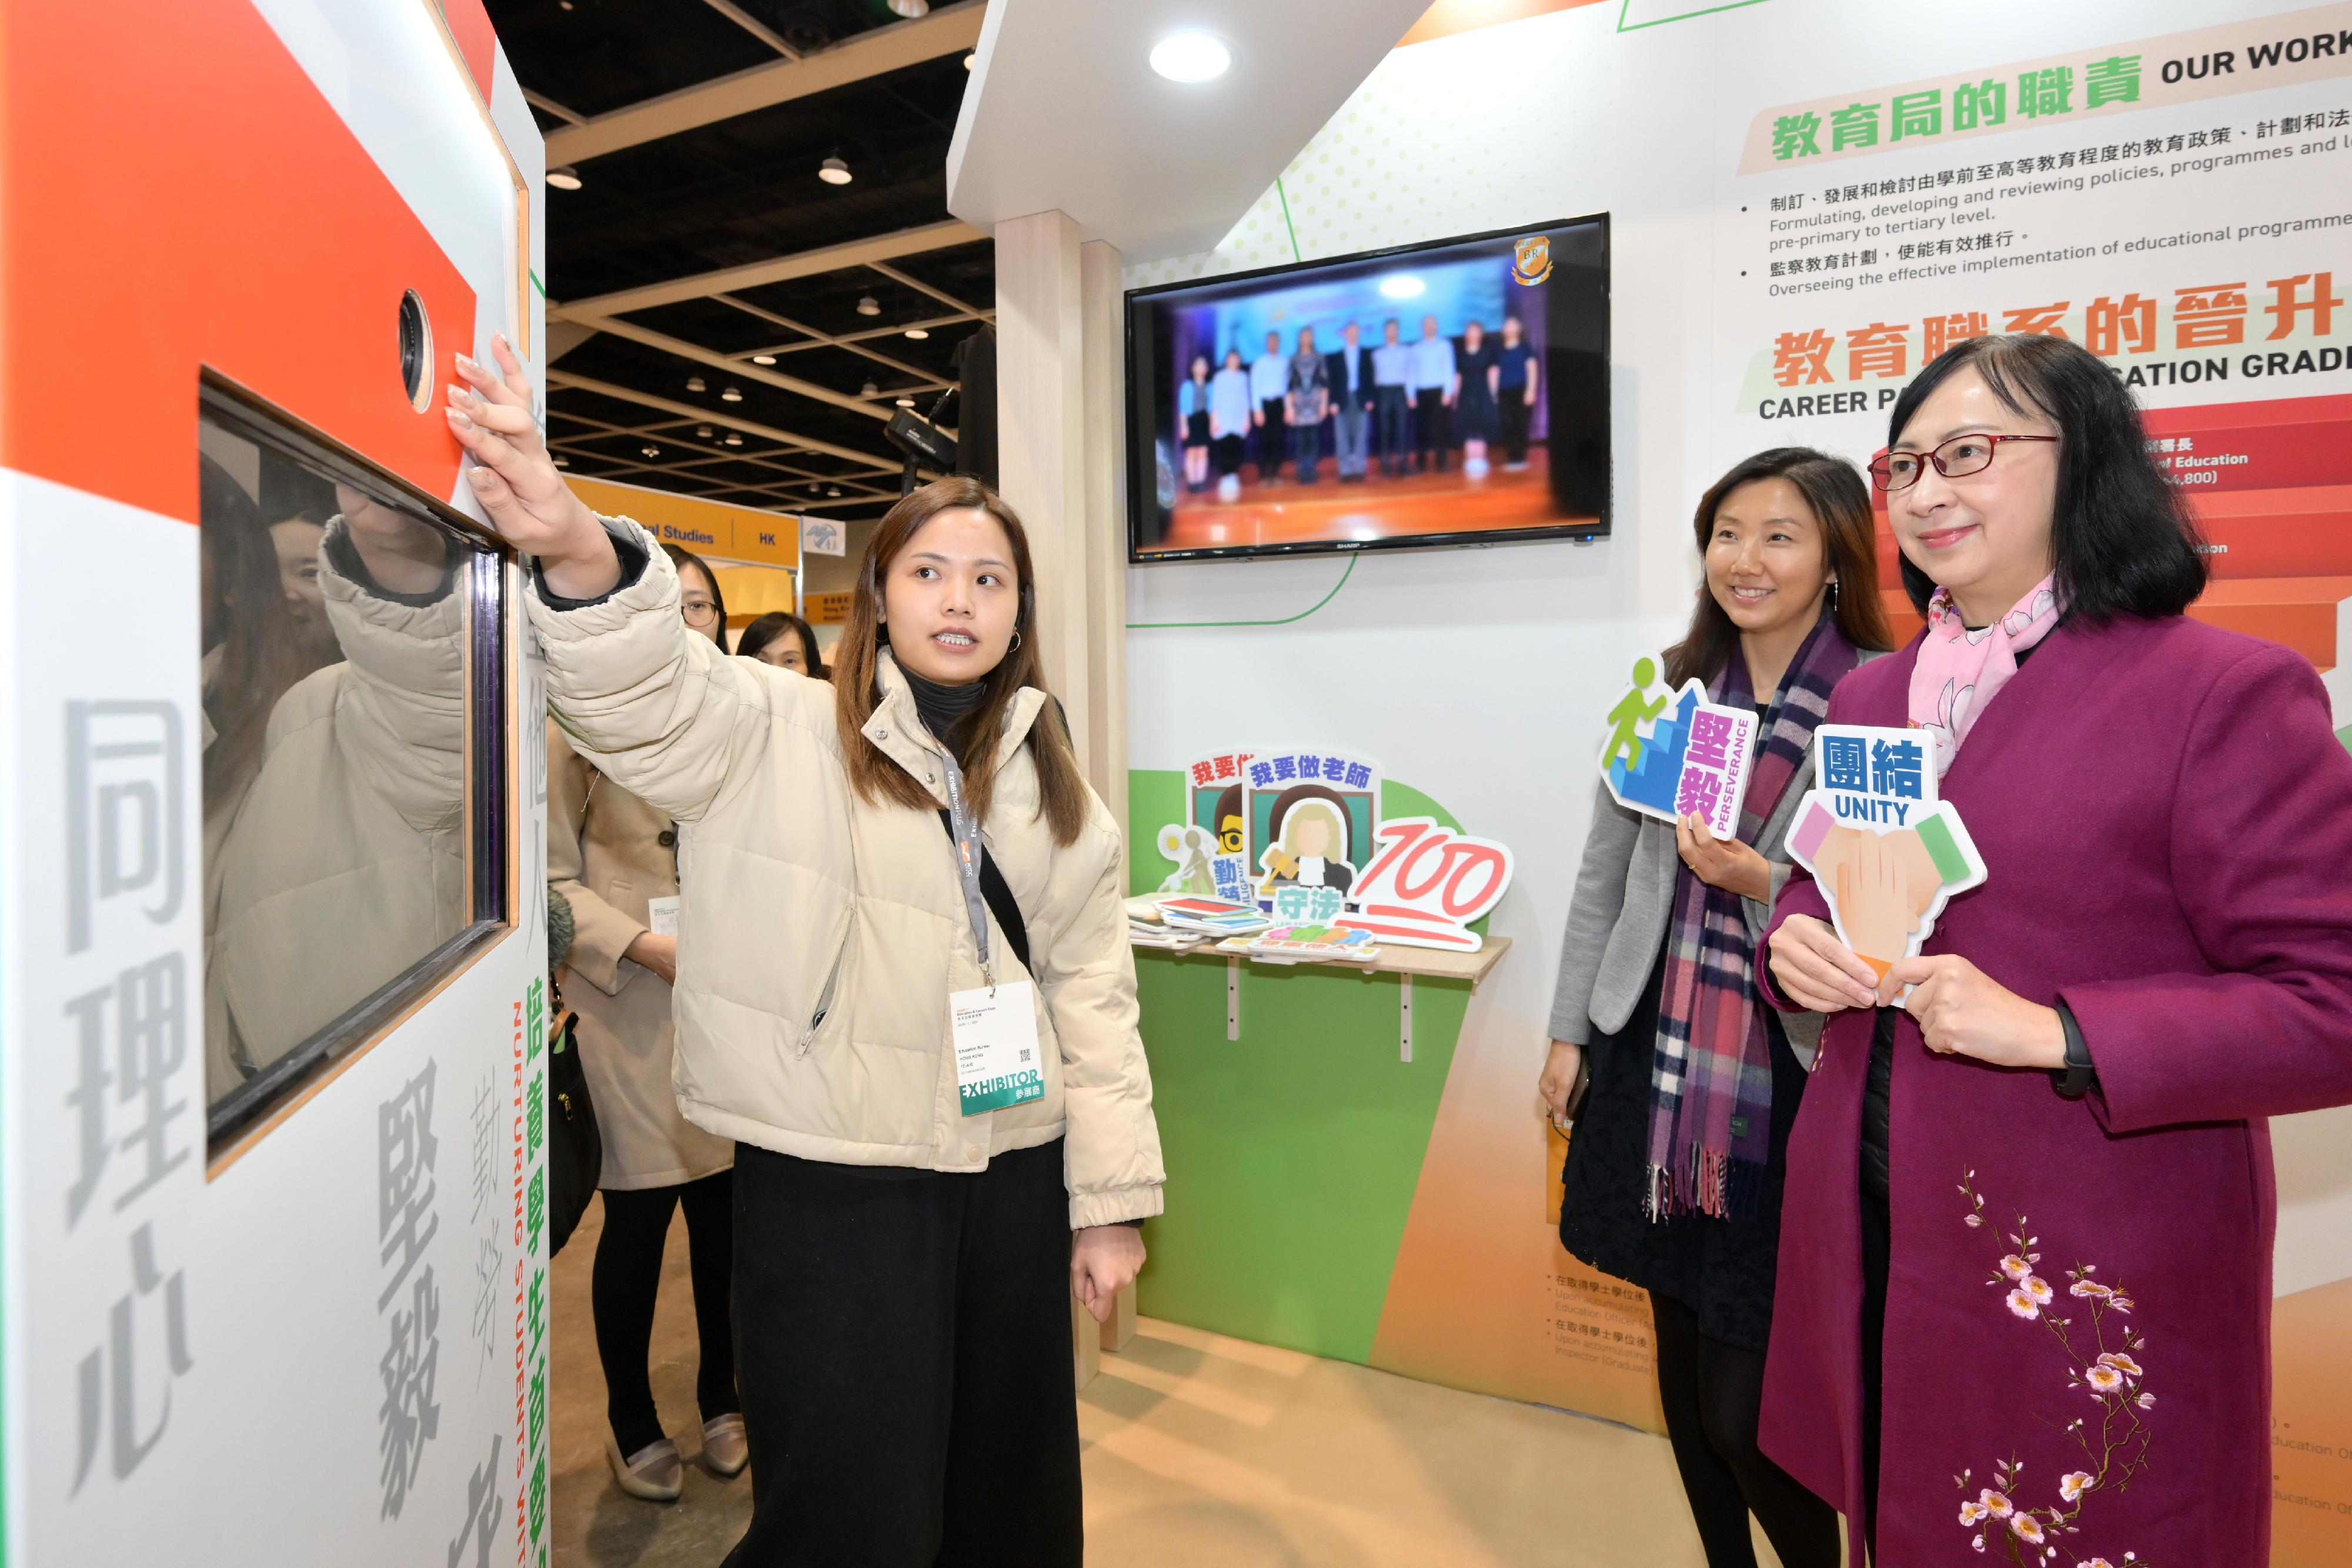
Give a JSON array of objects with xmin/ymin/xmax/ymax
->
[
  {"xmin": 550, "ymin": 534, "xmax": 744, "ymax": 1502},
  {"xmin": 1756, "ymin": 333, "xmax": 2352, "ymax": 1563}
]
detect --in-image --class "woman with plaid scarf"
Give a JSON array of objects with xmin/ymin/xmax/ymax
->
[{"xmin": 1541, "ymin": 448, "xmax": 1891, "ymax": 1568}]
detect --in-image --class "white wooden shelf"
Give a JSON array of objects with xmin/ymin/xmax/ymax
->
[{"xmin": 1133, "ymin": 935, "xmax": 1512, "ymax": 1061}]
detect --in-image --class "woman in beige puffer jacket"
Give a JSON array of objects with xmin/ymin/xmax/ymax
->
[{"xmin": 447, "ymin": 335, "xmax": 1161, "ymax": 1568}]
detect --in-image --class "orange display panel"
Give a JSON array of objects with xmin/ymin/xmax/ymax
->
[{"xmin": 1, "ymin": 0, "xmax": 480, "ymax": 524}]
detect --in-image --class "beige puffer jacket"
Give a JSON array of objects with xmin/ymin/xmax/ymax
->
[
  {"xmin": 526, "ymin": 519, "xmax": 1164, "ymax": 1228},
  {"xmin": 207, "ymin": 524, "xmax": 468, "ymax": 1098}
]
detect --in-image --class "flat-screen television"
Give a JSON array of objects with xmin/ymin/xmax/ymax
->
[{"xmin": 1126, "ymin": 214, "xmax": 1609, "ymax": 562}]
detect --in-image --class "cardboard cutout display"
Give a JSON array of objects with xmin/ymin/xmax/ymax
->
[
  {"xmin": 1146, "ymin": 745, "xmax": 1516, "ymax": 952},
  {"xmin": 1160, "ymin": 749, "xmax": 1256, "ymax": 904},
  {"xmin": 1241, "ymin": 747, "xmax": 1381, "ymax": 913},
  {"xmin": 1337, "ymin": 818, "xmax": 1515, "ymax": 952},
  {"xmin": 1782, "ymin": 725, "xmax": 1987, "ymax": 984},
  {"xmin": 1596, "ymin": 654, "xmax": 1758, "ymax": 841}
]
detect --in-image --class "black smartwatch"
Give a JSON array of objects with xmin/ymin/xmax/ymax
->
[{"xmin": 2050, "ymin": 1002, "xmax": 2096, "ymax": 1100}]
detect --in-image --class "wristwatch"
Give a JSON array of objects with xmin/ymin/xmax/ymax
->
[{"xmin": 2050, "ymin": 1002, "xmax": 2096, "ymax": 1100}]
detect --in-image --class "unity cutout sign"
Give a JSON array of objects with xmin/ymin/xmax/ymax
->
[
  {"xmin": 1782, "ymin": 725, "xmax": 1987, "ymax": 984},
  {"xmin": 1595, "ymin": 654, "xmax": 1758, "ymax": 840}
]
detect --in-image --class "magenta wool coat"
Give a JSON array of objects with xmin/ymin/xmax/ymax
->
[{"xmin": 1756, "ymin": 613, "xmax": 2352, "ymax": 1564}]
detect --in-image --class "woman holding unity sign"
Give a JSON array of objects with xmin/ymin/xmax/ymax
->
[
  {"xmin": 1760, "ymin": 332, "xmax": 2352, "ymax": 1564},
  {"xmin": 1542, "ymin": 446, "xmax": 1890, "ymax": 1568}
]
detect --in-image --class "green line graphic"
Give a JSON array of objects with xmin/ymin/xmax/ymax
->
[{"xmin": 1127, "ymin": 555, "xmax": 1358, "ymax": 630}]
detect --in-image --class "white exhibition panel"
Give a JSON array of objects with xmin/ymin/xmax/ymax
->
[
  {"xmin": 948, "ymin": 0, "xmax": 1438, "ymax": 256},
  {"xmin": 1122, "ymin": 0, "xmax": 2352, "ymax": 1329},
  {"xmin": 1, "ymin": 8, "xmax": 551, "ymax": 1565}
]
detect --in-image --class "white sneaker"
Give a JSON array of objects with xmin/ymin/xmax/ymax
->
[
  {"xmin": 701, "ymin": 1413, "xmax": 749, "ymax": 1478},
  {"xmin": 606, "ymin": 1433, "xmax": 683, "ymax": 1502}
]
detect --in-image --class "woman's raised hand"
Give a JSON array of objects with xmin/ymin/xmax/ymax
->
[{"xmin": 447, "ymin": 336, "xmax": 619, "ymax": 597}]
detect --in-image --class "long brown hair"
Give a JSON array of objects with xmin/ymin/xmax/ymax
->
[
  {"xmin": 831, "ymin": 476, "xmax": 1088, "ymax": 845},
  {"xmin": 201, "ymin": 453, "xmax": 321, "ymax": 823},
  {"xmin": 1663, "ymin": 447, "xmax": 1892, "ymax": 687}
]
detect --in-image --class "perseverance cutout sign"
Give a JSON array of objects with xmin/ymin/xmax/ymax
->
[
  {"xmin": 1783, "ymin": 724, "xmax": 1987, "ymax": 983},
  {"xmin": 1595, "ymin": 654, "xmax": 1758, "ymax": 840}
]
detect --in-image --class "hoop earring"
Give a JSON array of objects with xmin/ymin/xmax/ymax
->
[{"xmin": 1010, "ymin": 630, "xmax": 1023, "ymax": 652}]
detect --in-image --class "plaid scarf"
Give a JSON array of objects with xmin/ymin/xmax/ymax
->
[{"xmin": 1646, "ymin": 613, "xmax": 1860, "ymax": 1222}]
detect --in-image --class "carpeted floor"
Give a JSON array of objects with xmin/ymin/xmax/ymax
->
[{"xmin": 550, "ymin": 1197, "xmax": 1793, "ymax": 1567}]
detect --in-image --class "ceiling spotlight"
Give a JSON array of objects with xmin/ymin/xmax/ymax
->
[
  {"xmin": 552, "ymin": 454, "xmax": 570, "ymax": 466},
  {"xmin": 861, "ymin": 379, "xmax": 880, "ymax": 398},
  {"xmin": 724, "ymin": 432, "xmax": 743, "ymax": 447},
  {"xmin": 1149, "ymin": 31, "xmax": 1232, "ymax": 83},
  {"xmin": 856, "ymin": 295, "xmax": 881, "ymax": 317},
  {"xmin": 751, "ymin": 353, "xmax": 777, "ymax": 365},
  {"xmin": 827, "ymin": 486, "xmax": 843, "ymax": 497},
  {"xmin": 696, "ymin": 424, "xmax": 714, "ymax": 438},
  {"xmin": 686, "ymin": 375, "xmax": 706, "ymax": 392},
  {"xmin": 546, "ymin": 165, "xmax": 583, "ymax": 190},
  {"xmin": 642, "ymin": 444, "xmax": 660, "ymax": 457},
  {"xmin": 963, "ymin": 52, "xmax": 975, "ymax": 71},
  {"xmin": 887, "ymin": 0, "xmax": 929, "ymax": 15},
  {"xmin": 817, "ymin": 156, "xmax": 853, "ymax": 186},
  {"xmin": 721, "ymin": 386, "xmax": 743, "ymax": 402},
  {"xmin": 904, "ymin": 327, "xmax": 929, "ymax": 340},
  {"xmin": 895, "ymin": 397, "xmax": 916, "ymax": 408}
]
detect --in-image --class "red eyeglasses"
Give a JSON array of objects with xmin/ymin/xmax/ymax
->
[{"xmin": 1869, "ymin": 433, "xmax": 2059, "ymax": 492}]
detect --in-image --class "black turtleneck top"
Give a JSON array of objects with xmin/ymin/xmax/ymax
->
[{"xmin": 901, "ymin": 664, "xmax": 988, "ymax": 752}]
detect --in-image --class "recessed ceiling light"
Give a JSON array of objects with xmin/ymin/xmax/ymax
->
[
  {"xmin": 724, "ymin": 432, "xmax": 743, "ymax": 446},
  {"xmin": 895, "ymin": 397, "xmax": 916, "ymax": 408},
  {"xmin": 546, "ymin": 165, "xmax": 583, "ymax": 190},
  {"xmin": 887, "ymin": 0, "xmax": 928, "ymax": 15},
  {"xmin": 721, "ymin": 386, "xmax": 744, "ymax": 402},
  {"xmin": 751, "ymin": 353, "xmax": 777, "ymax": 365},
  {"xmin": 827, "ymin": 486, "xmax": 843, "ymax": 497},
  {"xmin": 962, "ymin": 52, "xmax": 974, "ymax": 70},
  {"xmin": 818, "ymin": 156, "xmax": 853, "ymax": 186},
  {"xmin": 1149, "ymin": 32, "xmax": 1231, "ymax": 83},
  {"xmin": 904, "ymin": 327, "xmax": 929, "ymax": 340},
  {"xmin": 642, "ymin": 444, "xmax": 660, "ymax": 457},
  {"xmin": 697, "ymin": 424, "xmax": 714, "ymax": 438},
  {"xmin": 861, "ymin": 379, "xmax": 879, "ymax": 398},
  {"xmin": 1378, "ymin": 274, "xmax": 1426, "ymax": 299},
  {"xmin": 686, "ymin": 375, "xmax": 706, "ymax": 392},
  {"xmin": 856, "ymin": 295, "xmax": 881, "ymax": 317},
  {"xmin": 553, "ymin": 454, "xmax": 570, "ymax": 466}
]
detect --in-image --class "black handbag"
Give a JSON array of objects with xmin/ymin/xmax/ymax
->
[{"xmin": 546, "ymin": 983, "xmax": 602, "ymax": 1256}]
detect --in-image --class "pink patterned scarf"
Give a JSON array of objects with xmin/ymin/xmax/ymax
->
[{"xmin": 1908, "ymin": 574, "xmax": 2061, "ymax": 774}]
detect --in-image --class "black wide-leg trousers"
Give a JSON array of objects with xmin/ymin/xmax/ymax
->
[{"xmin": 721, "ymin": 1138, "xmax": 1081, "ymax": 1568}]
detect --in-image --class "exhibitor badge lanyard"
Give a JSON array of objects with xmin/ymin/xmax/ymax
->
[{"xmin": 939, "ymin": 748, "xmax": 1045, "ymax": 1116}]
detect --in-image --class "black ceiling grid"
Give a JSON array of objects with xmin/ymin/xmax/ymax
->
[{"xmin": 493, "ymin": 0, "xmax": 992, "ymax": 526}]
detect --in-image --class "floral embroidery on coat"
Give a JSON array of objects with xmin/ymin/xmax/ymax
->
[{"xmin": 1953, "ymin": 1172, "xmax": 2154, "ymax": 1566}]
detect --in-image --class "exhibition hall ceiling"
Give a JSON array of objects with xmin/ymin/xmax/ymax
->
[{"xmin": 492, "ymin": 0, "xmax": 993, "ymax": 520}]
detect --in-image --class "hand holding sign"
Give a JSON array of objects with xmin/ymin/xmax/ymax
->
[{"xmin": 1780, "ymin": 724, "xmax": 1986, "ymax": 999}]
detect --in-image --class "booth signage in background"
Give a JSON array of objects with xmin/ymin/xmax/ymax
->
[
  {"xmin": 1, "ymin": 1, "xmax": 553, "ymax": 1563},
  {"xmin": 800, "ymin": 514, "xmax": 846, "ymax": 556},
  {"xmin": 1122, "ymin": 2, "xmax": 2352, "ymax": 1539},
  {"xmin": 806, "ymin": 590, "xmax": 856, "ymax": 627},
  {"xmin": 562, "ymin": 474, "xmax": 801, "ymax": 570}
]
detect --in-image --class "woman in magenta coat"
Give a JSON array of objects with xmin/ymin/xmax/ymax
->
[{"xmin": 1758, "ymin": 333, "xmax": 2352, "ymax": 1564}]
